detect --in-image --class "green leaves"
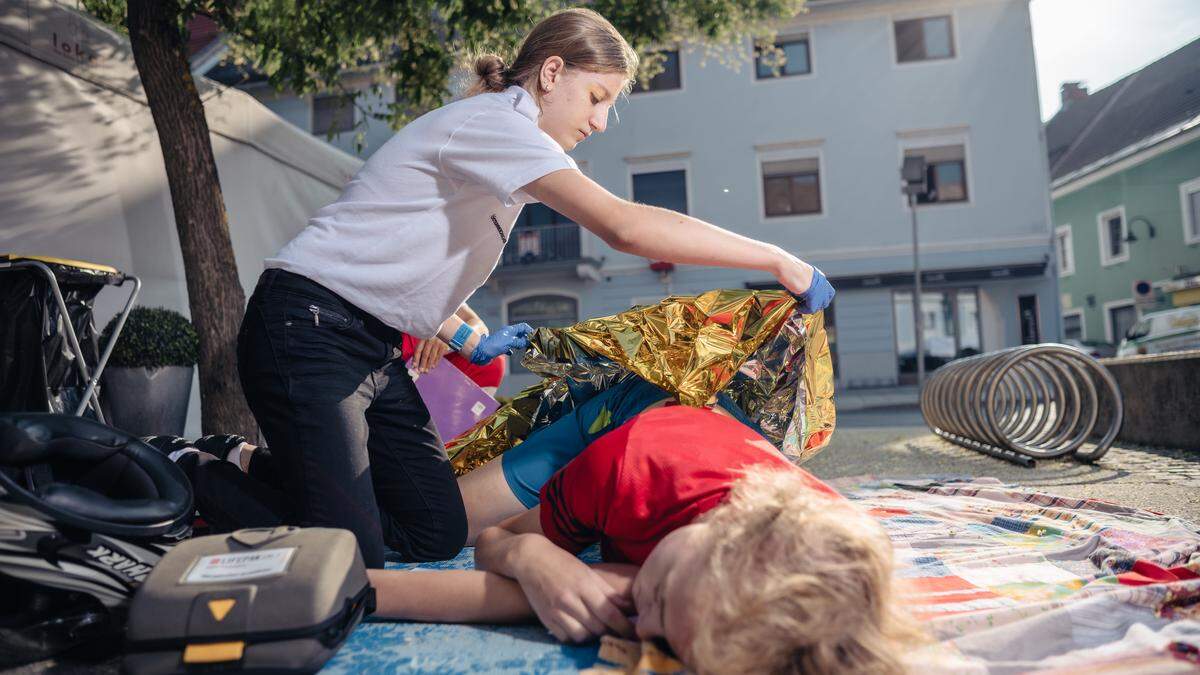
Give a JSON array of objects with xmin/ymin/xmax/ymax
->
[
  {"xmin": 102, "ymin": 307, "xmax": 200, "ymax": 369},
  {"xmin": 81, "ymin": 0, "xmax": 129, "ymax": 33},
  {"xmin": 83, "ymin": 0, "xmax": 804, "ymax": 137}
]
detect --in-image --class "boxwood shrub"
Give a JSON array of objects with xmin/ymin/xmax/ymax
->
[{"xmin": 101, "ymin": 307, "xmax": 199, "ymax": 368}]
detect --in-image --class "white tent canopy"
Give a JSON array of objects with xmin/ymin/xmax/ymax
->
[{"xmin": 1, "ymin": 0, "xmax": 363, "ymax": 435}]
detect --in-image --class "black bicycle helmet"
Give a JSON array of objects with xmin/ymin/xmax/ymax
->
[{"xmin": 0, "ymin": 413, "xmax": 193, "ymax": 665}]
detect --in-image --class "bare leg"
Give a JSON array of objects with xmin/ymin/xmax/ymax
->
[{"xmin": 457, "ymin": 456, "xmax": 527, "ymax": 545}]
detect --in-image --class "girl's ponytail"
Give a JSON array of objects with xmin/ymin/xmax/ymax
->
[
  {"xmin": 466, "ymin": 53, "xmax": 510, "ymax": 96},
  {"xmin": 464, "ymin": 9, "xmax": 638, "ymax": 99}
]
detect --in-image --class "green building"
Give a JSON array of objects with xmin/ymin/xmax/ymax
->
[{"xmin": 1046, "ymin": 38, "xmax": 1200, "ymax": 346}]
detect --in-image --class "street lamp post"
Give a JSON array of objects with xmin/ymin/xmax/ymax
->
[{"xmin": 901, "ymin": 157, "xmax": 928, "ymax": 387}]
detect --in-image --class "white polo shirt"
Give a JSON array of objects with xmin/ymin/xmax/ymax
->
[{"xmin": 265, "ymin": 86, "xmax": 577, "ymax": 338}]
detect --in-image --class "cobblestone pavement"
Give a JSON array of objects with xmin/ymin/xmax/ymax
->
[{"xmin": 805, "ymin": 406, "xmax": 1200, "ymax": 522}]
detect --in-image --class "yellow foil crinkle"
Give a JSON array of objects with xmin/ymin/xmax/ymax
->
[
  {"xmin": 544, "ymin": 290, "xmax": 796, "ymax": 407},
  {"xmin": 447, "ymin": 289, "xmax": 835, "ymax": 475}
]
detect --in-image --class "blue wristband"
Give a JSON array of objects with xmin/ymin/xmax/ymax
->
[{"xmin": 449, "ymin": 323, "xmax": 474, "ymax": 352}]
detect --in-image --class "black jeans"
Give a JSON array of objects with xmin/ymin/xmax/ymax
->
[{"xmin": 222, "ymin": 268, "xmax": 466, "ymax": 568}]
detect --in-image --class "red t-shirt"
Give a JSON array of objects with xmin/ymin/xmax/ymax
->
[{"xmin": 539, "ymin": 406, "xmax": 841, "ymax": 564}]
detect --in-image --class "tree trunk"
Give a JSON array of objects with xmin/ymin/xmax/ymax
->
[{"xmin": 126, "ymin": 0, "xmax": 257, "ymax": 438}]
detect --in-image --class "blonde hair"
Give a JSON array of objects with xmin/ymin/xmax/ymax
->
[
  {"xmin": 466, "ymin": 8, "xmax": 639, "ymax": 99},
  {"xmin": 688, "ymin": 468, "xmax": 923, "ymax": 675}
]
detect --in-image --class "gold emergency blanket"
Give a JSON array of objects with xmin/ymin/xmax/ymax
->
[{"xmin": 447, "ymin": 289, "xmax": 835, "ymax": 474}]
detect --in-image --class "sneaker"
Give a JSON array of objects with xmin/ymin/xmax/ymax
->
[
  {"xmin": 141, "ymin": 435, "xmax": 192, "ymax": 456},
  {"xmin": 142, "ymin": 435, "xmax": 200, "ymax": 464},
  {"xmin": 191, "ymin": 434, "xmax": 247, "ymax": 457}
]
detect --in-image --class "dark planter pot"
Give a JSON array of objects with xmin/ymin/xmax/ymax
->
[{"xmin": 103, "ymin": 366, "xmax": 193, "ymax": 437}]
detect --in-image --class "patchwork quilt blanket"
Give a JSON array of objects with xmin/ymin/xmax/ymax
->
[
  {"xmin": 845, "ymin": 477, "xmax": 1200, "ymax": 673},
  {"xmin": 323, "ymin": 477, "xmax": 1200, "ymax": 674}
]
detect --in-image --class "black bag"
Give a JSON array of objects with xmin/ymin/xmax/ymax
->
[
  {"xmin": 123, "ymin": 527, "xmax": 374, "ymax": 674},
  {"xmin": 0, "ymin": 259, "xmax": 108, "ymax": 415}
]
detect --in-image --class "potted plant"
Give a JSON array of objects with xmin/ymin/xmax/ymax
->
[{"xmin": 100, "ymin": 307, "xmax": 199, "ymax": 437}]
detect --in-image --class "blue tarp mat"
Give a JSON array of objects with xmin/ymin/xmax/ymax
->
[{"xmin": 323, "ymin": 547, "xmax": 603, "ymax": 674}]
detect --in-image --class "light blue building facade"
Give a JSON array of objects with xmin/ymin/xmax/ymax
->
[{"xmin": 217, "ymin": 0, "xmax": 1058, "ymax": 397}]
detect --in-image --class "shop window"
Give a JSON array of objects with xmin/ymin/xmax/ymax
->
[{"xmin": 893, "ymin": 287, "xmax": 980, "ymax": 383}]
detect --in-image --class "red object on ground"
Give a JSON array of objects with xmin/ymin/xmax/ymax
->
[
  {"xmin": 539, "ymin": 406, "xmax": 841, "ymax": 564},
  {"xmin": 401, "ymin": 333, "xmax": 506, "ymax": 389},
  {"xmin": 648, "ymin": 260, "xmax": 675, "ymax": 273},
  {"xmin": 1116, "ymin": 559, "xmax": 1200, "ymax": 586},
  {"xmin": 444, "ymin": 352, "xmax": 505, "ymax": 388}
]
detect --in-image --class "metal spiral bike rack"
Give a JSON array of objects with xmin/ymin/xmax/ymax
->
[{"xmin": 920, "ymin": 344, "xmax": 1123, "ymax": 467}]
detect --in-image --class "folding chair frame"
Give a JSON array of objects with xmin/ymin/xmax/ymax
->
[{"xmin": 0, "ymin": 259, "xmax": 141, "ymax": 422}]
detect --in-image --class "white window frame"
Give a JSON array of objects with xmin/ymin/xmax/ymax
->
[
  {"xmin": 501, "ymin": 289, "xmax": 582, "ymax": 375},
  {"xmin": 1101, "ymin": 298, "xmax": 1138, "ymax": 344},
  {"xmin": 629, "ymin": 47, "xmax": 685, "ymax": 97},
  {"xmin": 889, "ymin": 10, "xmax": 959, "ymax": 68},
  {"xmin": 757, "ymin": 143, "xmax": 826, "ymax": 222},
  {"xmin": 1096, "ymin": 205, "xmax": 1129, "ymax": 267},
  {"xmin": 626, "ymin": 155, "xmax": 693, "ymax": 216},
  {"xmin": 750, "ymin": 29, "xmax": 816, "ymax": 84},
  {"xmin": 896, "ymin": 128, "xmax": 973, "ymax": 210},
  {"xmin": 1180, "ymin": 176, "xmax": 1200, "ymax": 245},
  {"xmin": 1061, "ymin": 307, "xmax": 1085, "ymax": 341},
  {"xmin": 1054, "ymin": 224, "xmax": 1075, "ymax": 277}
]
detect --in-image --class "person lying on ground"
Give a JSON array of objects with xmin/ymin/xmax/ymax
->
[
  {"xmin": 365, "ymin": 406, "xmax": 919, "ymax": 674},
  {"xmin": 456, "ymin": 375, "xmax": 757, "ymax": 542}
]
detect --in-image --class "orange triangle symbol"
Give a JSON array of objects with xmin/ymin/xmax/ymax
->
[{"xmin": 208, "ymin": 598, "xmax": 236, "ymax": 622}]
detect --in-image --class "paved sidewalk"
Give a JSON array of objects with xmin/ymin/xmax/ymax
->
[
  {"xmin": 835, "ymin": 385, "xmax": 920, "ymax": 411},
  {"xmin": 807, "ymin": 406, "xmax": 1200, "ymax": 522}
]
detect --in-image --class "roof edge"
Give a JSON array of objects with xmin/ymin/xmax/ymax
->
[{"xmin": 1050, "ymin": 114, "xmax": 1200, "ymax": 197}]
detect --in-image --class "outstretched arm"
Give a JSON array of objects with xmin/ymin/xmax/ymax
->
[
  {"xmin": 523, "ymin": 169, "xmax": 818, "ymax": 297},
  {"xmin": 367, "ymin": 563, "xmax": 637, "ymax": 626},
  {"xmin": 367, "ymin": 568, "xmax": 533, "ymax": 623}
]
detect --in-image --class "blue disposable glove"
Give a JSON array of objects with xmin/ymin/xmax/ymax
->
[
  {"xmin": 797, "ymin": 267, "xmax": 835, "ymax": 314},
  {"xmin": 470, "ymin": 323, "xmax": 534, "ymax": 365}
]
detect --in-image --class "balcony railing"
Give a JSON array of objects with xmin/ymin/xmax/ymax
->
[{"xmin": 499, "ymin": 223, "xmax": 582, "ymax": 268}]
